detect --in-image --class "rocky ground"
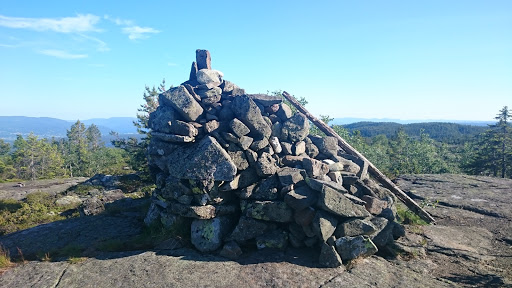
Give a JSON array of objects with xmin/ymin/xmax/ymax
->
[
  {"xmin": 1, "ymin": 174, "xmax": 511, "ymax": 287},
  {"xmin": 0, "ymin": 178, "xmax": 87, "ymax": 201}
]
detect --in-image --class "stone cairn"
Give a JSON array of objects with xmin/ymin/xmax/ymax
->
[{"xmin": 144, "ymin": 50, "xmax": 405, "ymax": 267}]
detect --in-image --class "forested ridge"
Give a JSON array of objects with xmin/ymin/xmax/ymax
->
[{"xmin": 1, "ymin": 87, "xmax": 510, "ymax": 182}]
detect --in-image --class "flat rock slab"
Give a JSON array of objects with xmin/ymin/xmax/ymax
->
[
  {"xmin": 0, "ymin": 249, "xmax": 454, "ymax": 288},
  {"xmin": 0, "ymin": 177, "xmax": 87, "ymax": 201}
]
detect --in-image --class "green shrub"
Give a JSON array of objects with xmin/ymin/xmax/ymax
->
[
  {"xmin": 0, "ymin": 245, "xmax": 12, "ymax": 269},
  {"xmin": 396, "ymin": 204, "xmax": 428, "ymax": 226}
]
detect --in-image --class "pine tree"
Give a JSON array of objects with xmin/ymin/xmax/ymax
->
[
  {"xmin": 85, "ymin": 124, "xmax": 103, "ymax": 151},
  {"xmin": 66, "ymin": 120, "xmax": 89, "ymax": 177}
]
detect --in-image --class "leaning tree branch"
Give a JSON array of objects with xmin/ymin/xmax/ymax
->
[{"xmin": 282, "ymin": 91, "xmax": 436, "ymax": 224}]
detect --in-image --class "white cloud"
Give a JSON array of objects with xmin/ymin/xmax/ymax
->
[
  {"xmin": 0, "ymin": 14, "xmax": 101, "ymax": 33},
  {"xmin": 167, "ymin": 62, "xmax": 177, "ymax": 66},
  {"xmin": 122, "ymin": 26, "xmax": 160, "ymax": 40},
  {"xmin": 103, "ymin": 15, "xmax": 133, "ymax": 26},
  {"xmin": 77, "ymin": 33, "xmax": 109, "ymax": 52},
  {"xmin": 38, "ymin": 49, "xmax": 88, "ymax": 59},
  {"xmin": 0, "ymin": 43, "xmax": 17, "ymax": 48}
]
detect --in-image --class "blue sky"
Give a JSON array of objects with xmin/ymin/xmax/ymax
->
[{"xmin": 0, "ymin": 1, "xmax": 510, "ymax": 121}]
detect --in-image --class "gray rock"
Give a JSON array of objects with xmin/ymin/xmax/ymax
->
[
  {"xmin": 152, "ymin": 132, "xmax": 195, "ymax": 143},
  {"xmin": 294, "ymin": 206, "xmax": 316, "ymax": 227},
  {"xmin": 250, "ymin": 138, "xmax": 269, "ymax": 151},
  {"xmin": 284, "ymin": 185, "xmax": 318, "ymax": 211},
  {"xmin": 305, "ymin": 139, "xmax": 319, "ymax": 158},
  {"xmin": 269, "ymin": 136, "xmax": 282, "ymax": 154},
  {"xmin": 317, "ymin": 185, "xmax": 371, "ymax": 218},
  {"xmin": 310, "ymin": 136, "xmax": 339, "ymax": 158},
  {"xmin": 219, "ymin": 241, "xmax": 243, "ymax": 260},
  {"xmin": 149, "ymin": 105, "xmax": 199, "ymax": 137},
  {"xmin": 312, "ymin": 211, "xmax": 338, "ymax": 241},
  {"xmin": 221, "ymin": 80, "xmax": 238, "ymax": 94},
  {"xmin": 227, "ymin": 216, "xmax": 275, "ymax": 243},
  {"xmin": 230, "ymin": 118, "xmax": 251, "ymax": 137},
  {"xmin": 250, "ymin": 174, "xmax": 280, "ymax": 200},
  {"xmin": 335, "ymin": 236, "xmax": 378, "ymax": 261},
  {"xmin": 280, "ymin": 141, "xmax": 293, "ymax": 155},
  {"xmin": 242, "ymin": 200, "xmax": 293, "ymax": 222},
  {"xmin": 303, "ymin": 157, "xmax": 330, "ymax": 177},
  {"xmin": 159, "ymin": 85, "xmax": 204, "ymax": 122},
  {"xmin": 171, "ymin": 202, "xmax": 217, "ymax": 219},
  {"xmin": 196, "ymin": 49, "xmax": 211, "ymax": 70},
  {"xmin": 319, "ymin": 242, "xmax": 343, "ymax": 268},
  {"xmin": 339, "ymin": 153, "xmax": 369, "ymax": 179},
  {"xmin": 189, "ymin": 61, "xmax": 198, "ymax": 83},
  {"xmin": 256, "ymin": 229, "xmax": 288, "ymax": 250},
  {"xmin": 204, "ymin": 120, "xmax": 220, "ymax": 133},
  {"xmin": 280, "ymin": 113, "xmax": 310, "ymax": 142},
  {"xmin": 362, "ymin": 195, "xmax": 388, "ymax": 215},
  {"xmin": 191, "ymin": 216, "xmax": 233, "ymax": 252},
  {"xmin": 281, "ymin": 155, "xmax": 307, "ymax": 167},
  {"xmin": 220, "ymin": 167, "xmax": 260, "ymax": 191},
  {"xmin": 144, "ymin": 202, "xmax": 161, "ymax": 225},
  {"xmin": 276, "ymin": 103, "xmax": 293, "ymax": 121},
  {"xmin": 327, "ymin": 171, "xmax": 343, "ymax": 184},
  {"xmin": 247, "ymin": 94, "xmax": 282, "ymax": 106},
  {"xmin": 167, "ymin": 136, "xmax": 237, "ymax": 181},
  {"xmin": 293, "ymin": 141, "xmax": 306, "ymax": 155},
  {"xmin": 161, "ymin": 177, "xmax": 191, "ymax": 200},
  {"xmin": 55, "ymin": 195, "xmax": 82, "ymax": 206},
  {"xmin": 198, "ymin": 87, "xmax": 222, "ymax": 105},
  {"xmin": 256, "ymin": 152, "xmax": 278, "ymax": 177},
  {"xmin": 79, "ymin": 197, "xmax": 104, "ymax": 216},
  {"xmin": 335, "ymin": 218, "xmax": 377, "ymax": 237},
  {"xmin": 232, "ymin": 95, "xmax": 272, "ymax": 139},
  {"xmin": 239, "ymin": 135, "xmax": 254, "ymax": 150},
  {"xmin": 306, "ymin": 177, "xmax": 345, "ymax": 193},
  {"xmin": 277, "ymin": 167, "xmax": 306, "ymax": 186},
  {"xmin": 369, "ymin": 217, "xmax": 395, "ymax": 248},
  {"xmin": 226, "ymin": 144, "xmax": 249, "ymax": 171},
  {"xmin": 196, "ymin": 69, "xmax": 223, "ymax": 86},
  {"xmin": 271, "ymin": 122, "xmax": 283, "ymax": 138}
]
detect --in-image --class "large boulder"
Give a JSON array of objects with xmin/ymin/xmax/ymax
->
[
  {"xmin": 159, "ymin": 85, "xmax": 204, "ymax": 122},
  {"xmin": 191, "ymin": 216, "xmax": 233, "ymax": 252},
  {"xmin": 232, "ymin": 95, "xmax": 272, "ymax": 139},
  {"xmin": 167, "ymin": 136, "xmax": 237, "ymax": 181},
  {"xmin": 317, "ymin": 185, "xmax": 371, "ymax": 218},
  {"xmin": 280, "ymin": 113, "xmax": 310, "ymax": 142}
]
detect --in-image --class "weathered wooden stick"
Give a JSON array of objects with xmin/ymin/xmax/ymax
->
[{"xmin": 282, "ymin": 91, "xmax": 436, "ymax": 224}]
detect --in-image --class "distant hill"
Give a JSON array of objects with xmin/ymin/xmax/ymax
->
[
  {"xmin": 341, "ymin": 121, "xmax": 488, "ymax": 143},
  {"xmin": 331, "ymin": 117, "xmax": 493, "ymax": 126},
  {"xmin": 0, "ymin": 116, "xmax": 138, "ymax": 143}
]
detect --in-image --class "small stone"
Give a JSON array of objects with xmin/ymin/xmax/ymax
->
[
  {"xmin": 230, "ymin": 118, "xmax": 251, "ymax": 137},
  {"xmin": 228, "ymin": 216, "xmax": 275, "ymax": 243},
  {"xmin": 219, "ymin": 241, "xmax": 243, "ymax": 260},
  {"xmin": 335, "ymin": 236, "xmax": 378, "ymax": 261},
  {"xmin": 269, "ymin": 137, "xmax": 282, "ymax": 154},
  {"xmin": 280, "ymin": 112, "xmax": 310, "ymax": 142},
  {"xmin": 312, "ymin": 210, "xmax": 338, "ymax": 241},
  {"xmin": 302, "ymin": 157, "xmax": 329, "ymax": 177},
  {"xmin": 247, "ymin": 93, "xmax": 283, "ymax": 106},
  {"xmin": 284, "ymin": 185, "xmax": 318, "ymax": 211},
  {"xmin": 239, "ymin": 135, "xmax": 254, "ymax": 150},
  {"xmin": 196, "ymin": 69, "xmax": 223, "ymax": 85},
  {"xmin": 276, "ymin": 103, "xmax": 293, "ymax": 121},
  {"xmin": 152, "ymin": 132, "xmax": 195, "ymax": 143},
  {"xmin": 196, "ymin": 49, "xmax": 211, "ymax": 70},
  {"xmin": 293, "ymin": 141, "xmax": 306, "ymax": 155},
  {"xmin": 335, "ymin": 218, "xmax": 377, "ymax": 238},
  {"xmin": 255, "ymin": 152, "xmax": 278, "ymax": 177},
  {"xmin": 277, "ymin": 167, "xmax": 306, "ymax": 186},
  {"xmin": 294, "ymin": 207, "xmax": 316, "ymax": 226},
  {"xmin": 242, "ymin": 200, "xmax": 293, "ymax": 223},
  {"xmin": 204, "ymin": 120, "xmax": 220, "ymax": 133},
  {"xmin": 280, "ymin": 142, "xmax": 293, "ymax": 155},
  {"xmin": 319, "ymin": 243, "xmax": 343, "ymax": 268},
  {"xmin": 256, "ymin": 229, "xmax": 288, "ymax": 250},
  {"xmin": 250, "ymin": 138, "xmax": 269, "ymax": 151},
  {"xmin": 362, "ymin": 195, "xmax": 388, "ymax": 215},
  {"xmin": 159, "ymin": 85, "xmax": 204, "ymax": 122},
  {"xmin": 191, "ymin": 216, "xmax": 233, "ymax": 252},
  {"xmin": 317, "ymin": 185, "xmax": 371, "ymax": 218}
]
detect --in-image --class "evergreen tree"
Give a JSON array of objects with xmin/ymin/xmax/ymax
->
[
  {"xmin": 85, "ymin": 124, "xmax": 103, "ymax": 151},
  {"xmin": 465, "ymin": 106, "xmax": 512, "ymax": 178},
  {"xmin": 66, "ymin": 120, "xmax": 89, "ymax": 177},
  {"xmin": 0, "ymin": 139, "xmax": 15, "ymax": 181}
]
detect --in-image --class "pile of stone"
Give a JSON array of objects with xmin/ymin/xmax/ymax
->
[{"xmin": 144, "ymin": 50, "xmax": 405, "ymax": 267}]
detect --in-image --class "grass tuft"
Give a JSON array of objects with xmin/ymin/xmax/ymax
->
[{"xmin": 0, "ymin": 245, "xmax": 13, "ymax": 271}]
